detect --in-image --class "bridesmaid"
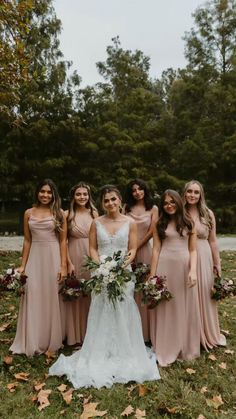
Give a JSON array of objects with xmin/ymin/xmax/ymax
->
[
  {"xmin": 63, "ymin": 182, "xmax": 98, "ymax": 345},
  {"xmin": 124, "ymin": 179, "xmax": 158, "ymax": 342},
  {"xmin": 183, "ymin": 180, "xmax": 226, "ymax": 349},
  {"xmin": 10, "ymin": 179, "xmax": 67, "ymax": 356},
  {"xmin": 149, "ymin": 189, "xmax": 201, "ymax": 366}
]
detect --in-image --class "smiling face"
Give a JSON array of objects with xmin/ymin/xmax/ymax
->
[
  {"xmin": 38, "ymin": 184, "xmax": 53, "ymax": 206},
  {"xmin": 131, "ymin": 183, "xmax": 145, "ymax": 201},
  {"xmin": 103, "ymin": 191, "xmax": 121, "ymax": 215},
  {"xmin": 163, "ymin": 194, "xmax": 177, "ymax": 216},
  {"xmin": 74, "ymin": 187, "xmax": 89, "ymax": 207},
  {"xmin": 185, "ymin": 183, "xmax": 201, "ymax": 206}
]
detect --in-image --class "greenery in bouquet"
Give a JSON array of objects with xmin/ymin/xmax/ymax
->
[
  {"xmin": 83, "ymin": 250, "xmax": 133, "ymax": 306},
  {"xmin": 59, "ymin": 273, "xmax": 85, "ymax": 301},
  {"xmin": 0, "ymin": 267, "xmax": 27, "ymax": 296},
  {"xmin": 211, "ymin": 276, "xmax": 236, "ymax": 301},
  {"xmin": 142, "ymin": 275, "xmax": 173, "ymax": 309},
  {"xmin": 131, "ymin": 262, "xmax": 150, "ymax": 292}
]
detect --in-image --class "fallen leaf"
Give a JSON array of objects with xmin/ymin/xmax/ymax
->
[
  {"xmin": 83, "ymin": 395, "xmax": 92, "ymax": 405},
  {"xmin": 34, "ymin": 382, "xmax": 46, "ymax": 391},
  {"xmin": 80, "ymin": 402, "xmax": 107, "ymax": 419},
  {"xmin": 219, "ymin": 362, "xmax": 227, "ymax": 369},
  {"xmin": 77, "ymin": 393, "xmax": 85, "ymax": 398},
  {"xmin": 7, "ymin": 382, "xmax": 19, "ymax": 392},
  {"xmin": 121, "ymin": 405, "xmax": 134, "ymax": 416},
  {"xmin": 186, "ymin": 368, "xmax": 196, "ymax": 374},
  {"xmin": 9, "ymin": 305, "xmax": 15, "ymax": 311},
  {"xmin": 0, "ymin": 338, "xmax": 12, "ymax": 344},
  {"xmin": 200, "ymin": 386, "xmax": 208, "ymax": 394},
  {"xmin": 4, "ymin": 356, "xmax": 13, "ymax": 365},
  {"xmin": 0, "ymin": 323, "xmax": 10, "ymax": 332},
  {"xmin": 135, "ymin": 408, "xmax": 146, "ymax": 418},
  {"xmin": 44, "ymin": 350, "xmax": 56, "ymax": 364},
  {"xmin": 57, "ymin": 383, "xmax": 67, "ymax": 393},
  {"xmin": 224, "ymin": 349, "xmax": 234, "ymax": 355},
  {"xmin": 61, "ymin": 388, "xmax": 74, "ymax": 405},
  {"xmin": 206, "ymin": 395, "xmax": 224, "ymax": 409},
  {"xmin": 221, "ymin": 329, "xmax": 230, "ymax": 336},
  {"xmin": 197, "ymin": 415, "xmax": 206, "ymax": 419},
  {"xmin": 37, "ymin": 389, "xmax": 52, "ymax": 411},
  {"xmin": 208, "ymin": 354, "xmax": 217, "ymax": 361},
  {"xmin": 14, "ymin": 372, "xmax": 30, "ymax": 381},
  {"xmin": 166, "ymin": 407, "xmax": 178, "ymax": 413},
  {"xmin": 138, "ymin": 384, "xmax": 147, "ymax": 397}
]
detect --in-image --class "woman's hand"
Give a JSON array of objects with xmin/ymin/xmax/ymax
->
[
  {"xmin": 58, "ymin": 266, "xmax": 67, "ymax": 283},
  {"xmin": 16, "ymin": 266, "xmax": 25, "ymax": 274},
  {"xmin": 67, "ymin": 262, "xmax": 75, "ymax": 276},
  {"xmin": 187, "ymin": 271, "xmax": 197, "ymax": 288},
  {"xmin": 213, "ymin": 264, "xmax": 221, "ymax": 277}
]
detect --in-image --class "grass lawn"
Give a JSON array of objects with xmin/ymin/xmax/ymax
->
[{"xmin": 0, "ymin": 251, "xmax": 236, "ymax": 419}]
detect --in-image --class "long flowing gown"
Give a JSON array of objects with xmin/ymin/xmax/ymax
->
[
  {"xmin": 195, "ymin": 219, "xmax": 226, "ymax": 349},
  {"xmin": 127, "ymin": 211, "xmax": 153, "ymax": 342},
  {"xmin": 10, "ymin": 216, "xmax": 63, "ymax": 356},
  {"xmin": 149, "ymin": 223, "xmax": 201, "ymax": 366},
  {"xmin": 49, "ymin": 220, "xmax": 160, "ymax": 388},
  {"xmin": 62, "ymin": 214, "xmax": 92, "ymax": 345}
]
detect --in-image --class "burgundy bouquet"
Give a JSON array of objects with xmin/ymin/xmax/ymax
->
[
  {"xmin": 59, "ymin": 273, "xmax": 85, "ymax": 301},
  {"xmin": 142, "ymin": 275, "xmax": 173, "ymax": 309},
  {"xmin": 131, "ymin": 262, "xmax": 150, "ymax": 292},
  {"xmin": 211, "ymin": 276, "xmax": 236, "ymax": 301},
  {"xmin": 0, "ymin": 267, "xmax": 27, "ymax": 296}
]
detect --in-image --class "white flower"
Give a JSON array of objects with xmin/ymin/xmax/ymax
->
[
  {"xmin": 150, "ymin": 278, "xmax": 156, "ymax": 285},
  {"xmin": 100, "ymin": 255, "xmax": 107, "ymax": 263},
  {"xmin": 14, "ymin": 271, "xmax": 21, "ymax": 280},
  {"xmin": 97, "ymin": 267, "xmax": 110, "ymax": 277},
  {"xmin": 228, "ymin": 279, "xmax": 233, "ymax": 285},
  {"xmin": 6, "ymin": 268, "xmax": 13, "ymax": 275}
]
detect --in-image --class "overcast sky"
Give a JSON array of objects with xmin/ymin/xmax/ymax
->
[{"xmin": 55, "ymin": 0, "xmax": 204, "ymax": 87}]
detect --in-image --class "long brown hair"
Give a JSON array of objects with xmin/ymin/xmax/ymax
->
[
  {"xmin": 67, "ymin": 182, "xmax": 97, "ymax": 230},
  {"xmin": 157, "ymin": 189, "xmax": 193, "ymax": 240},
  {"xmin": 34, "ymin": 179, "xmax": 63, "ymax": 232},
  {"xmin": 183, "ymin": 180, "xmax": 213, "ymax": 229}
]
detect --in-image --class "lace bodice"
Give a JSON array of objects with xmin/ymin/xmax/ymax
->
[{"xmin": 95, "ymin": 220, "xmax": 130, "ymax": 258}]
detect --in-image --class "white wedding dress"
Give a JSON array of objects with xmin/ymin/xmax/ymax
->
[{"xmin": 49, "ymin": 220, "xmax": 160, "ymax": 388}]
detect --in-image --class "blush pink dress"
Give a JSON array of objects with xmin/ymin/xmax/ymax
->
[
  {"xmin": 149, "ymin": 223, "xmax": 201, "ymax": 366},
  {"xmin": 195, "ymin": 219, "xmax": 226, "ymax": 349},
  {"xmin": 10, "ymin": 216, "xmax": 63, "ymax": 356},
  {"xmin": 62, "ymin": 214, "xmax": 92, "ymax": 345},
  {"xmin": 127, "ymin": 210, "xmax": 153, "ymax": 342}
]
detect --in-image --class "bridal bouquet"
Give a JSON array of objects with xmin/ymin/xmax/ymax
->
[
  {"xmin": 0, "ymin": 267, "xmax": 27, "ymax": 296},
  {"xmin": 142, "ymin": 275, "xmax": 173, "ymax": 309},
  {"xmin": 211, "ymin": 276, "xmax": 236, "ymax": 301},
  {"xmin": 59, "ymin": 273, "xmax": 85, "ymax": 301},
  {"xmin": 131, "ymin": 262, "xmax": 150, "ymax": 292},
  {"xmin": 83, "ymin": 251, "xmax": 133, "ymax": 306}
]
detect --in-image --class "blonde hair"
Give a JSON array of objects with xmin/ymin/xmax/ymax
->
[
  {"xmin": 67, "ymin": 182, "xmax": 97, "ymax": 230},
  {"xmin": 183, "ymin": 180, "xmax": 213, "ymax": 229}
]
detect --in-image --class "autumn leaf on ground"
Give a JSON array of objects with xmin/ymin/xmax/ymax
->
[
  {"xmin": 9, "ymin": 305, "xmax": 15, "ymax": 311},
  {"xmin": 186, "ymin": 368, "xmax": 196, "ymax": 374},
  {"xmin": 44, "ymin": 350, "xmax": 56, "ymax": 364},
  {"xmin": 219, "ymin": 362, "xmax": 227, "ymax": 369},
  {"xmin": 57, "ymin": 383, "xmax": 67, "ymax": 393},
  {"xmin": 34, "ymin": 382, "xmax": 46, "ymax": 391},
  {"xmin": 135, "ymin": 408, "xmax": 146, "ymax": 418},
  {"xmin": 197, "ymin": 415, "xmax": 206, "ymax": 419},
  {"xmin": 208, "ymin": 354, "xmax": 217, "ymax": 361},
  {"xmin": 0, "ymin": 338, "xmax": 12, "ymax": 344},
  {"xmin": 80, "ymin": 402, "xmax": 107, "ymax": 419},
  {"xmin": 138, "ymin": 384, "xmax": 148, "ymax": 396},
  {"xmin": 224, "ymin": 349, "xmax": 234, "ymax": 355},
  {"xmin": 83, "ymin": 394, "xmax": 92, "ymax": 405},
  {"xmin": 121, "ymin": 405, "xmax": 134, "ymax": 416},
  {"xmin": 200, "ymin": 386, "xmax": 208, "ymax": 394},
  {"xmin": 0, "ymin": 323, "xmax": 11, "ymax": 332},
  {"xmin": 14, "ymin": 372, "xmax": 30, "ymax": 381},
  {"xmin": 61, "ymin": 388, "xmax": 74, "ymax": 405},
  {"xmin": 206, "ymin": 395, "xmax": 224, "ymax": 409},
  {"xmin": 4, "ymin": 355, "xmax": 13, "ymax": 365},
  {"xmin": 221, "ymin": 329, "xmax": 230, "ymax": 336},
  {"xmin": 166, "ymin": 407, "xmax": 178, "ymax": 414},
  {"xmin": 7, "ymin": 382, "xmax": 19, "ymax": 392},
  {"xmin": 36, "ymin": 389, "xmax": 52, "ymax": 411}
]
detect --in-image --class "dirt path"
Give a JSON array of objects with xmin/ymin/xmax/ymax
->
[{"xmin": 0, "ymin": 236, "xmax": 236, "ymax": 252}]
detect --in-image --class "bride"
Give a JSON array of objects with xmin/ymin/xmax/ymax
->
[{"xmin": 49, "ymin": 185, "xmax": 160, "ymax": 388}]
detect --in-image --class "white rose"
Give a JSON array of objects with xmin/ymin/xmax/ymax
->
[
  {"xmin": 228, "ymin": 279, "xmax": 233, "ymax": 285},
  {"xmin": 6, "ymin": 268, "xmax": 13, "ymax": 275},
  {"xmin": 100, "ymin": 255, "xmax": 107, "ymax": 263},
  {"xmin": 14, "ymin": 271, "xmax": 21, "ymax": 280}
]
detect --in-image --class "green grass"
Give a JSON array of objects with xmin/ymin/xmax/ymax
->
[{"xmin": 0, "ymin": 251, "xmax": 236, "ymax": 418}]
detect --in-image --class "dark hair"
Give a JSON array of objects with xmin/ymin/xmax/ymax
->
[
  {"xmin": 34, "ymin": 178, "xmax": 64, "ymax": 232},
  {"xmin": 124, "ymin": 178, "xmax": 153, "ymax": 212},
  {"xmin": 157, "ymin": 189, "xmax": 193, "ymax": 240},
  {"xmin": 99, "ymin": 185, "xmax": 122, "ymax": 207},
  {"xmin": 67, "ymin": 182, "xmax": 97, "ymax": 230}
]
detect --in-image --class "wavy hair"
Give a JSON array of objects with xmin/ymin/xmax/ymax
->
[
  {"xmin": 67, "ymin": 182, "xmax": 97, "ymax": 230},
  {"xmin": 124, "ymin": 178, "xmax": 153, "ymax": 212},
  {"xmin": 34, "ymin": 179, "xmax": 63, "ymax": 232},
  {"xmin": 183, "ymin": 180, "xmax": 213, "ymax": 229},
  {"xmin": 157, "ymin": 189, "xmax": 193, "ymax": 240},
  {"xmin": 99, "ymin": 185, "xmax": 122, "ymax": 211}
]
